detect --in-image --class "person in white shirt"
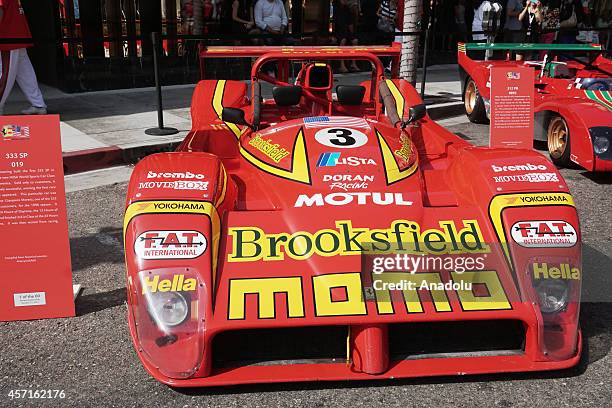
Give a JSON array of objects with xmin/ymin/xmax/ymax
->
[
  {"xmin": 472, "ymin": 0, "xmax": 489, "ymax": 40},
  {"xmin": 254, "ymin": 0, "xmax": 288, "ymax": 43}
]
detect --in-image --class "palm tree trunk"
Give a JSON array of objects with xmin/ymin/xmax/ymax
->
[{"xmin": 399, "ymin": 0, "xmax": 422, "ymax": 85}]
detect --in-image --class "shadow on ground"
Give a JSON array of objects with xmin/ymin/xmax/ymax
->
[
  {"xmin": 70, "ymin": 227, "xmax": 124, "ymax": 272},
  {"xmin": 76, "ymin": 288, "xmax": 127, "ymax": 316}
]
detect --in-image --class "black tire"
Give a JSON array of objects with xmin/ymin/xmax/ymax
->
[
  {"xmin": 463, "ymin": 77, "xmax": 488, "ymax": 124},
  {"xmin": 547, "ymin": 115, "xmax": 572, "ymax": 167}
]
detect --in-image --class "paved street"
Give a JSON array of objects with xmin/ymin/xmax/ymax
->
[{"xmin": 1, "ymin": 118, "xmax": 611, "ymax": 407}]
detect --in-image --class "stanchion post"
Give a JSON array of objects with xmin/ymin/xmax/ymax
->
[
  {"xmin": 145, "ymin": 32, "xmax": 178, "ymax": 136},
  {"xmin": 420, "ymin": 1, "xmax": 437, "ymax": 99},
  {"xmin": 420, "ymin": 26, "xmax": 431, "ymax": 100}
]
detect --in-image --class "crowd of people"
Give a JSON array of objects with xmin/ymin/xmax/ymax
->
[
  {"xmin": 464, "ymin": 0, "xmax": 610, "ymax": 48},
  {"xmin": 180, "ymin": 0, "xmax": 610, "ymax": 55},
  {"xmin": 180, "ymin": 0, "xmax": 403, "ymax": 48}
]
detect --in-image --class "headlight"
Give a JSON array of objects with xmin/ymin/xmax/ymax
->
[
  {"xmin": 148, "ymin": 291, "xmax": 189, "ymax": 328},
  {"xmin": 534, "ymin": 279, "xmax": 569, "ymax": 314},
  {"xmin": 593, "ymin": 136, "xmax": 610, "ymax": 155},
  {"xmin": 590, "ymin": 127, "xmax": 612, "ymax": 158}
]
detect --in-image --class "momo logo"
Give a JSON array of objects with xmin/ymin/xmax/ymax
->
[
  {"xmin": 141, "ymin": 274, "xmax": 197, "ymax": 293},
  {"xmin": 294, "ymin": 192, "xmax": 412, "ymax": 207},
  {"xmin": 134, "ymin": 230, "xmax": 207, "ymax": 259},
  {"xmin": 147, "ymin": 171, "xmax": 206, "ymax": 180},
  {"xmin": 491, "ymin": 163, "xmax": 548, "ymax": 173},
  {"xmin": 228, "ymin": 219, "xmax": 488, "ymax": 262},
  {"xmin": 511, "ymin": 220, "xmax": 577, "ymax": 248},
  {"xmin": 323, "ymin": 174, "xmax": 374, "ymax": 191},
  {"xmin": 316, "ymin": 152, "xmax": 377, "ymax": 167},
  {"xmin": 532, "ymin": 263, "xmax": 580, "ymax": 280}
]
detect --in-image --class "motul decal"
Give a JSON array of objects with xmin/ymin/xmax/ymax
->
[
  {"xmin": 511, "ymin": 220, "xmax": 577, "ymax": 248},
  {"xmin": 134, "ymin": 230, "xmax": 207, "ymax": 259}
]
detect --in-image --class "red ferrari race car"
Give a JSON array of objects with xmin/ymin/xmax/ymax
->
[
  {"xmin": 458, "ymin": 43, "xmax": 612, "ymax": 171},
  {"xmin": 123, "ymin": 45, "xmax": 582, "ymax": 387}
]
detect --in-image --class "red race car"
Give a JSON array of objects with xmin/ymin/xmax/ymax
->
[
  {"xmin": 458, "ymin": 43, "xmax": 612, "ymax": 171},
  {"xmin": 123, "ymin": 45, "xmax": 582, "ymax": 387}
]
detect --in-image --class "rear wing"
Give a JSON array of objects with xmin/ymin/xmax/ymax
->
[
  {"xmin": 459, "ymin": 42, "xmax": 602, "ymax": 52},
  {"xmin": 199, "ymin": 42, "xmax": 402, "ymax": 79}
]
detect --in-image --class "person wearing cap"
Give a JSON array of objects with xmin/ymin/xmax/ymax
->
[{"xmin": 0, "ymin": 0, "xmax": 47, "ymax": 116}]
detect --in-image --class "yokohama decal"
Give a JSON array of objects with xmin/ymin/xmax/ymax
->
[
  {"xmin": 511, "ymin": 220, "xmax": 577, "ymax": 248},
  {"xmin": 134, "ymin": 230, "xmax": 207, "ymax": 259}
]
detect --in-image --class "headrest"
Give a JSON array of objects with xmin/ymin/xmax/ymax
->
[
  {"xmin": 336, "ymin": 85, "xmax": 366, "ymax": 106},
  {"xmin": 273, "ymin": 85, "xmax": 302, "ymax": 107},
  {"xmin": 306, "ymin": 63, "xmax": 333, "ymax": 90}
]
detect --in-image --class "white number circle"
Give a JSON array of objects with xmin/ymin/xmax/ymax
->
[{"xmin": 314, "ymin": 127, "xmax": 368, "ymax": 149}]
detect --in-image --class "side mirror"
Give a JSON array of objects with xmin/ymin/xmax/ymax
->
[
  {"xmin": 221, "ymin": 107, "xmax": 253, "ymax": 129},
  {"xmin": 402, "ymin": 104, "xmax": 427, "ymax": 127}
]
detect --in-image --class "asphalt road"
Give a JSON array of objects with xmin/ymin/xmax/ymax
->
[{"xmin": 1, "ymin": 119, "xmax": 611, "ymax": 407}]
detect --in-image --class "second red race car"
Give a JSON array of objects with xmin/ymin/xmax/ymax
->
[
  {"xmin": 459, "ymin": 42, "xmax": 612, "ymax": 171},
  {"xmin": 123, "ymin": 45, "xmax": 582, "ymax": 387}
]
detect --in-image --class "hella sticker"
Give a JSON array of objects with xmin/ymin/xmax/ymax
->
[
  {"xmin": 134, "ymin": 230, "xmax": 207, "ymax": 259},
  {"xmin": 511, "ymin": 220, "xmax": 577, "ymax": 248}
]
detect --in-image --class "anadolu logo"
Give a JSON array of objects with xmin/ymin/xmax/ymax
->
[
  {"xmin": 134, "ymin": 230, "xmax": 207, "ymax": 259},
  {"xmin": 147, "ymin": 171, "xmax": 206, "ymax": 180},
  {"xmin": 511, "ymin": 220, "xmax": 577, "ymax": 248}
]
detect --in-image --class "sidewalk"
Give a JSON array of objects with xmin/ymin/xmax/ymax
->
[{"xmin": 3, "ymin": 64, "xmax": 462, "ymax": 174}]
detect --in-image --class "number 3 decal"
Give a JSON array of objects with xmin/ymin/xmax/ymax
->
[{"xmin": 315, "ymin": 127, "xmax": 368, "ymax": 149}]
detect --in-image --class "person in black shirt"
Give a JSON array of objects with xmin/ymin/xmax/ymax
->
[{"xmin": 519, "ymin": 0, "xmax": 543, "ymax": 43}]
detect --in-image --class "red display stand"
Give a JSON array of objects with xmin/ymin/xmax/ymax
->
[
  {"xmin": 0, "ymin": 115, "xmax": 75, "ymax": 321},
  {"xmin": 490, "ymin": 66, "xmax": 535, "ymax": 149}
]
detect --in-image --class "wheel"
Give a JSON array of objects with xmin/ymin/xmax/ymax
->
[
  {"xmin": 463, "ymin": 78, "xmax": 488, "ymax": 124},
  {"xmin": 547, "ymin": 115, "xmax": 571, "ymax": 167}
]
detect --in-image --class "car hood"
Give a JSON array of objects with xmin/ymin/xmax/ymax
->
[{"xmin": 236, "ymin": 116, "xmax": 421, "ymax": 210}]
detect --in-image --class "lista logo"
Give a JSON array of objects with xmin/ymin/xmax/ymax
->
[
  {"xmin": 134, "ymin": 230, "xmax": 207, "ymax": 259},
  {"xmin": 316, "ymin": 152, "xmax": 377, "ymax": 167},
  {"xmin": 511, "ymin": 220, "xmax": 577, "ymax": 248},
  {"xmin": 294, "ymin": 192, "xmax": 413, "ymax": 207}
]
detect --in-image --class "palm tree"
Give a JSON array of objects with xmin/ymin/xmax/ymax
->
[{"xmin": 399, "ymin": 0, "xmax": 422, "ymax": 85}]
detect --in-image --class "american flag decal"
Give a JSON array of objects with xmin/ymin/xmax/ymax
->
[
  {"xmin": 1, "ymin": 125, "xmax": 30, "ymax": 140},
  {"xmin": 303, "ymin": 116, "xmax": 369, "ymax": 129}
]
